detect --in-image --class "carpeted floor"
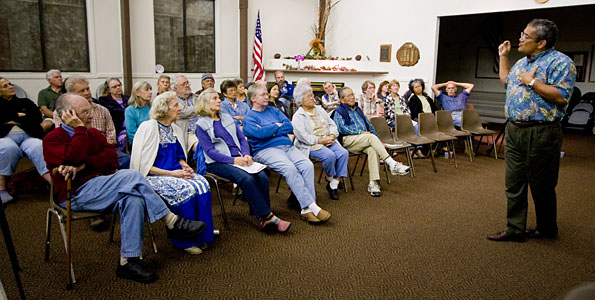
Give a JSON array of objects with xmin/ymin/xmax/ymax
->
[{"xmin": 1, "ymin": 133, "xmax": 594, "ymax": 299}]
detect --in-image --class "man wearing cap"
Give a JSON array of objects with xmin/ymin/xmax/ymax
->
[{"xmin": 195, "ymin": 73, "xmax": 215, "ymax": 96}]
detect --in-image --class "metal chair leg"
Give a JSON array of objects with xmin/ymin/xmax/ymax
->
[
  {"xmin": 429, "ymin": 144, "xmax": 437, "ymax": 173},
  {"xmin": 275, "ymin": 173, "xmax": 282, "ymax": 194},
  {"xmin": 210, "ymin": 178, "xmax": 229, "ymax": 230},
  {"xmin": 45, "ymin": 210, "xmax": 52, "ymax": 261},
  {"xmin": 109, "ymin": 213, "xmax": 117, "ymax": 243},
  {"xmin": 146, "ymin": 218, "xmax": 158, "ymax": 254}
]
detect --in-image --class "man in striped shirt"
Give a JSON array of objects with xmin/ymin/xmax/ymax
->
[{"xmin": 333, "ymin": 87, "xmax": 410, "ymax": 197}]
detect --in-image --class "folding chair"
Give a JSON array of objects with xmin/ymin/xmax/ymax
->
[
  {"xmin": 436, "ymin": 110, "xmax": 474, "ymax": 162},
  {"xmin": 395, "ymin": 114, "xmax": 437, "ymax": 175},
  {"xmin": 418, "ymin": 113, "xmax": 458, "ymax": 168},
  {"xmin": 45, "ymin": 168, "xmax": 157, "ymax": 289},
  {"xmin": 369, "ymin": 117, "xmax": 414, "ymax": 180},
  {"xmin": 462, "ymin": 110, "xmax": 498, "ymax": 159},
  {"xmin": 203, "ymin": 173, "xmax": 233, "ymax": 230}
]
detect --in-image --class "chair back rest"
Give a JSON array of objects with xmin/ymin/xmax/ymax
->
[
  {"xmin": 369, "ymin": 117, "xmax": 395, "ymax": 144},
  {"xmin": 395, "ymin": 114, "xmax": 417, "ymax": 140},
  {"xmin": 96, "ymin": 84, "xmax": 105, "ymax": 99},
  {"xmin": 13, "ymin": 84, "xmax": 28, "ymax": 99},
  {"xmin": 462, "ymin": 109, "xmax": 482, "ymax": 131},
  {"xmin": 436, "ymin": 110, "xmax": 456, "ymax": 132},
  {"xmin": 418, "ymin": 113, "xmax": 439, "ymax": 136}
]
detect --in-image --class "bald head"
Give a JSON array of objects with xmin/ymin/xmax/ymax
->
[{"xmin": 56, "ymin": 93, "xmax": 92, "ymax": 127}]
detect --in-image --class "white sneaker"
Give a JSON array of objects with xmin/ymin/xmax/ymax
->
[
  {"xmin": 367, "ymin": 181, "xmax": 382, "ymax": 197},
  {"xmin": 390, "ymin": 162, "xmax": 410, "ymax": 176}
]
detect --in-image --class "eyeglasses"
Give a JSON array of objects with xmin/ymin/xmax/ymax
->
[
  {"xmin": 0, "ymin": 82, "xmax": 14, "ymax": 89},
  {"xmin": 520, "ymin": 32, "xmax": 539, "ymax": 41}
]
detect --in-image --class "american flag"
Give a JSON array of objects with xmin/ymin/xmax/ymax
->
[{"xmin": 253, "ymin": 11, "xmax": 264, "ymax": 81}]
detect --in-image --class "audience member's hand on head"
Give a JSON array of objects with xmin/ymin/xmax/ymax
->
[{"xmin": 62, "ymin": 109, "xmax": 85, "ymax": 128}]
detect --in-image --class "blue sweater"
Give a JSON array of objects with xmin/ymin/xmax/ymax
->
[
  {"xmin": 243, "ymin": 106, "xmax": 293, "ymax": 155},
  {"xmin": 124, "ymin": 106, "xmax": 151, "ymax": 143}
]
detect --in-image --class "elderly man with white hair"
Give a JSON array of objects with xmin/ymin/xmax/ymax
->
[
  {"xmin": 173, "ymin": 74, "xmax": 199, "ymax": 151},
  {"xmin": 43, "ymin": 93, "xmax": 207, "ymax": 283},
  {"xmin": 292, "ymin": 84, "xmax": 348, "ymax": 200},
  {"xmin": 38, "ymin": 69, "xmax": 64, "ymax": 131}
]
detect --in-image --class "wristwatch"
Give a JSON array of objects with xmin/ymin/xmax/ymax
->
[{"xmin": 528, "ymin": 79, "xmax": 536, "ymax": 89}]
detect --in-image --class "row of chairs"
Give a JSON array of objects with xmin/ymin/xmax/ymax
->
[{"xmin": 370, "ymin": 109, "xmax": 497, "ymax": 177}]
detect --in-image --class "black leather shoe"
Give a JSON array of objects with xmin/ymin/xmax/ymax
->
[
  {"xmin": 116, "ymin": 258, "xmax": 157, "ymax": 283},
  {"xmin": 326, "ymin": 183, "xmax": 339, "ymax": 200},
  {"xmin": 526, "ymin": 228, "xmax": 557, "ymax": 239},
  {"xmin": 487, "ymin": 230, "xmax": 525, "ymax": 242},
  {"xmin": 337, "ymin": 181, "xmax": 345, "ymax": 191},
  {"xmin": 287, "ymin": 192, "xmax": 300, "ymax": 211},
  {"xmin": 166, "ymin": 217, "xmax": 206, "ymax": 239}
]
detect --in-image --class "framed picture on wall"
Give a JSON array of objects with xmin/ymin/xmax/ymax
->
[{"xmin": 380, "ymin": 44, "xmax": 391, "ymax": 62}]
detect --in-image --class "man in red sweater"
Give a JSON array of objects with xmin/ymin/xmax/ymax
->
[{"xmin": 43, "ymin": 93, "xmax": 206, "ymax": 283}]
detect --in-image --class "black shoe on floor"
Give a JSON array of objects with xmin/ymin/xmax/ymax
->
[
  {"xmin": 337, "ymin": 181, "xmax": 345, "ymax": 191},
  {"xmin": 287, "ymin": 192, "xmax": 300, "ymax": 211},
  {"xmin": 487, "ymin": 230, "xmax": 525, "ymax": 242},
  {"xmin": 526, "ymin": 228, "xmax": 557, "ymax": 239},
  {"xmin": 166, "ymin": 217, "xmax": 206, "ymax": 239},
  {"xmin": 326, "ymin": 183, "xmax": 339, "ymax": 200},
  {"xmin": 116, "ymin": 258, "xmax": 157, "ymax": 283}
]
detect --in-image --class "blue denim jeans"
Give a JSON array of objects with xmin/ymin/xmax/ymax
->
[
  {"xmin": 207, "ymin": 162, "xmax": 271, "ymax": 219},
  {"xmin": 0, "ymin": 132, "xmax": 48, "ymax": 176},
  {"xmin": 64, "ymin": 169, "xmax": 170, "ymax": 258},
  {"xmin": 310, "ymin": 142, "xmax": 349, "ymax": 178},
  {"xmin": 254, "ymin": 145, "xmax": 315, "ymax": 209}
]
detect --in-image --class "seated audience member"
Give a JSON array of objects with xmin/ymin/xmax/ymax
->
[
  {"xmin": 275, "ymin": 70, "xmax": 294, "ymax": 108},
  {"xmin": 385, "ymin": 80, "xmax": 425, "ymax": 159},
  {"xmin": 384, "ymin": 80, "xmax": 410, "ymax": 128},
  {"xmin": 243, "ymin": 81, "xmax": 255, "ymax": 107},
  {"xmin": 97, "ymin": 78, "xmax": 130, "ymax": 150},
  {"xmin": 57, "ymin": 75, "xmax": 130, "ymax": 169},
  {"xmin": 173, "ymin": 74, "xmax": 199, "ymax": 151},
  {"xmin": 195, "ymin": 73, "xmax": 215, "ymax": 96},
  {"xmin": 125, "ymin": 81, "xmax": 152, "ymax": 144},
  {"xmin": 267, "ymin": 82, "xmax": 290, "ymax": 118},
  {"xmin": 292, "ymin": 85, "xmax": 348, "ymax": 201},
  {"xmin": 243, "ymin": 83, "xmax": 331, "ymax": 224},
  {"xmin": 195, "ymin": 88, "xmax": 291, "ymax": 233},
  {"xmin": 357, "ymin": 80, "xmax": 384, "ymax": 119},
  {"xmin": 321, "ymin": 81, "xmax": 340, "ymax": 112},
  {"xmin": 376, "ymin": 80, "xmax": 390, "ymax": 101},
  {"xmin": 156, "ymin": 75, "xmax": 171, "ymax": 95},
  {"xmin": 234, "ymin": 78, "xmax": 250, "ymax": 108},
  {"xmin": 220, "ymin": 79, "xmax": 250, "ymax": 127},
  {"xmin": 38, "ymin": 69, "xmax": 64, "ymax": 132},
  {"xmin": 130, "ymin": 91, "xmax": 214, "ymax": 255},
  {"xmin": 431, "ymin": 80, "xmax": 474, "ymax": 127},
  {"xmin": 407, "ymin": 78, "xmax": 437, "ymax": 121},
  {"xmin": 44, "ymin": 93, "xmax": 206, "ymax": 283},
  {"xmin": 333, "ymin": 87, "xmax": 410, "ymax": 197},
  {"xmin": 0, "ymin": 77, "xmax": 52, "ymax": 204}
]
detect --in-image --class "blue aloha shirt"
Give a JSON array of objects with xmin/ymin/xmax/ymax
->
[{"xmin": 505, "ymin": 48, "xmax": 576, "ymax": 122}]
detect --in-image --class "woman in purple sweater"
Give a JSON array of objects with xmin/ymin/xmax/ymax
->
[{"xmin": 195, "ymin": 88, "xmax": 291, "ymax": 233}]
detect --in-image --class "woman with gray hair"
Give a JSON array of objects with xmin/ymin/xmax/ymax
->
[
  {"xmin": 195, "ymin": 88, "xmax": 291, "ymax": 233},
  {"xmin": 131, "ymin": 91, "xmax": 214, "ymax": 255},
  {"xmin": 124, "ymin": 81, "xmax": 152, "ymax": 144},
  {"xmin": 291, "ymin": 85, "xmax": 348, "ymax": 200}
]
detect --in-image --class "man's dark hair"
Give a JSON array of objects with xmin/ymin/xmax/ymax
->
[
  {"xmin": 220, "ymin": 79, "xmax": 237, "ymax": 95},
  {"xmin": 528, "ymin": 19, "xmax": 558, "ymax": 49}
]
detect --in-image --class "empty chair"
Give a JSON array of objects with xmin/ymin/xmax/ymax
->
[
  {"xmin": 462, "ymin": 110, "xmax": 498, "ymax": 159},
  {"xmin": 395, "ymin": 114, "xmax": 437, "ymax": 175},
  {"xmin": 436, "ymin": 110, "xmax": 474, "ymax": 162},
  {"xmin": 418, "ymin": 113, "xmax": 458, "ymax": 168},
  {"xmin": 370, "ymin": 117, "xmax": 413, "ymax": 180}
]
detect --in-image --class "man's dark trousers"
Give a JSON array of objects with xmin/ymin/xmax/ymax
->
[{"xmin": 504, "ymin": 121, "xmax": 562, "ymax": 236}]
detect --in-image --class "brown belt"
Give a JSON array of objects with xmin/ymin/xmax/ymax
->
[{"xmin": 510, "ymin": 120, "xmax": 558, "ymax": 128}]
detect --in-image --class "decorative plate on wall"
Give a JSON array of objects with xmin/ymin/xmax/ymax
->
[
  {"xmin": 396, "ymin": 42, "xmax": 420, "ymax": 66},
  {"xmin": 536, "ymin": 0, "xmax": 549, "ymax": 3}
]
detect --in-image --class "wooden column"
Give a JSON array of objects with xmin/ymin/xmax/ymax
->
[
  {"xmin": 120, "ymin": 0, "xmax": 132, "ymax": 95},
  {"xmin": 239, "ymin": 0, "xmax": 248, "ymax": 81}
]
